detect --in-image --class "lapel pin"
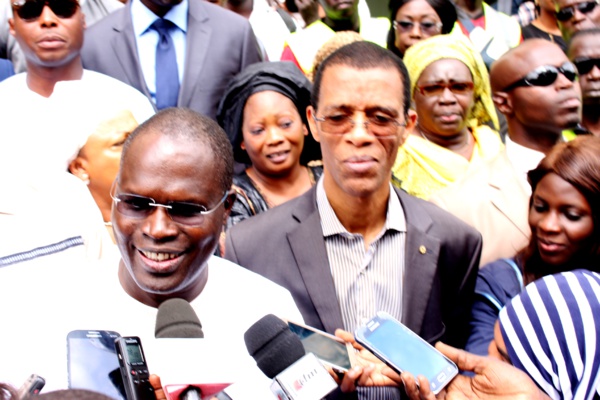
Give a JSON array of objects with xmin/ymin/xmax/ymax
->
[{"xmin": 419, "ymin": 245, "xmax": 427, "ymax": 254}]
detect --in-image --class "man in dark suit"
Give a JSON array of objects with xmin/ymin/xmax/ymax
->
[
  {"xmin": 225, "ymin": 41, "xmax": 481, "ymax": 398},
  {"xmin": 81, "ymin": 0, "xmax": 262, "ymax": 118}
]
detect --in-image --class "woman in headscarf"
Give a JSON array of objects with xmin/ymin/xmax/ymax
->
[
  {"xmin": 493, "ymin": 269, "xmax": 600, "ymax": 400},
  {"xmin": 392, "ymin": 34, "xmax": 502, "ymax": 199},
  {"xmin": 217, "ymin": 61, "xmax": 322, "ymax": 231},
  {"xmin": 467, "ymin": 136, "xmax": 600, "ymax": 356}
]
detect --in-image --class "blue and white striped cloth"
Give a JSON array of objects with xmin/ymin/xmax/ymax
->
[{"xmin": 499, "ymin": 270, "xmax": 600, "ymax": 400}]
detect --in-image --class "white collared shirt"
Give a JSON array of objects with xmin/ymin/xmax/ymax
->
[
  {"xmin": 504, "ymin": 136, "xmax": 546, "ymax": 194},
  {"xmin": 131, "ymin": 0, "xmax": 188, "ymax": 104}
]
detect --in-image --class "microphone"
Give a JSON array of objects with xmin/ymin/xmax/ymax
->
[
  {"xmin": 155, "ymin": 298, "xmax": 204, "ymax": 400},
  {"xmin": 244, "ymin": 315, "xmax": 338, "ymax": 399},
  {"xmin": 155, "ymin": 298, "xmax": 204, "ymax": 339}
]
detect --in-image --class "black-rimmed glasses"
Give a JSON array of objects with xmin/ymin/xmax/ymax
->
[
  {"xmin": 110, "ymin": 181, "xmax": 229, "ymax": 226},
  {"xmin": 503, "ymin": 61, "xmax": 578, "ymax": 91}
]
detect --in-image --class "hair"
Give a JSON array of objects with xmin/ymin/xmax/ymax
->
[
  {"xmin": 311, "ymin": 41, "xmax": 411, "ymax": 116},
  {"xmin": 568, "ymin": 27, "xmax": 600, "ymax": 55},
  {"xmin": 35, "ymin": 390, "xmax": 114, "ymax": 400},
  {"xmin": 520, "ymin": 136, "xmax": 600, "ymax": 278},
  {"xmin": 386, "ymin": 0, "xmax": 457, "ymax": 58},
  {"xmin": 121, "ymin": 108, "xmax": 234, "ymax": 193},
  {"xmin": 0, "ymin": 383, "xmax": 17, "ymax": 400},
  {"xmin": 310, "ymin": 31, "xmax": 363, "ymax": 82}
]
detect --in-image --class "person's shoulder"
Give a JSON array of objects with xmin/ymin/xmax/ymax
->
[
  {"xmin": 0, "ymin": 71, "xmax": 25, "ymax": 91},
  {"xmin": 190, "ymin": 0, "xmax": 250, "ymax": 26},
  {"xmin": 85, "ymin": 5, "xmax": 127, "ymax": 35}
]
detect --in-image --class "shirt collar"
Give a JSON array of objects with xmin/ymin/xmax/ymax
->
[
  {"xmin": 316, "ymin": 177, "xmax": 406, "ymax": 238},
  {"xmin": 505, "ymin": 136, "xmax": 546, "ymax": 193},
  {"xmin": 131, "ymin": 0, "xmax": 189, "ymax": 37}
]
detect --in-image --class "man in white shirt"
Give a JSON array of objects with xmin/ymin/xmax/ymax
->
[
  {"xmin": 430, "ymin": 39, "xmax": 582, "ymax": 266},
  {"xmin": 0, "ymin": 0, "xmax": 154, "ymax": 176}
]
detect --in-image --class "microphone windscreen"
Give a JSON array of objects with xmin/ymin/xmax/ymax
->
[
  {"xmin": 244, "ymin": 314, "xmax": 305, "ymax": 378},
  {"xmin": 155, "ymin": 298, "xmax": 204, "ymax": 338}
]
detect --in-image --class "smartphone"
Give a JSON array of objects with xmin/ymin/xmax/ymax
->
[
  {"xmin": 114, "ymin": 336, "xmax": 155, "ymax": 400},
  {"xmin": 67, "ymin": 330, "xmax": 125, "ymax": 399},
  {"xmin": 287, "ymin": 321, "xmax": 355, "ymax": 373},
  {"xmin": 354, "ymin": 312, "xmax": 458, "ymax": 395},
  {"xmin": 17, "ymin": 374, "xmax": 45, "ymax": 398}
]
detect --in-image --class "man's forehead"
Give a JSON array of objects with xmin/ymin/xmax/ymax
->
[{"xmin": 570, "ymin": 34, "xmax": 600, "ymax": 57}]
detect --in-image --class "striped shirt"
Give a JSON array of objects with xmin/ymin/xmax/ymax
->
[
  {"xmin": 499, "ymin": 270, "xmax": 600, "ymax": 400},
  {"xmin": 316, "ymin": 179, "xmax": 406, "ymax": 400}
]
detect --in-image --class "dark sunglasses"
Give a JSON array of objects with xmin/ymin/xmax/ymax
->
[
  {"xmin": 574, "ymin": 57, "xmax": 600, "ymax": 75},
  {"xmin": 503, "ymin": 61, "xmax": 578, "ymax": 91},
  {"xmin": 416, "ymin": 81, "xmax": 475, "ymax": 97},
  {"xmin": 555, "ymin": 0, "xmax": 599, "ymax": 21},
  {"xmin": 393, "ymin": 20, "xmax": 443, "ymax": 35},
  {"xmin": 12, "ymin": 0, "xmax": 79, "ymax": 21}
]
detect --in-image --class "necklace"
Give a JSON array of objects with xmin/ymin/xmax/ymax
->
[{"xmin": 417, "ymin": 126, "xmax": 472, "ymax": 151}]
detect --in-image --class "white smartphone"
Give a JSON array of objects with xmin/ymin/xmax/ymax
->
[
  {"xmin": 354, "ymin": 312, "xmax": 458, "ymax": 395},
  {"xmin": 287, "ymin": 321, "xmax": 355, "ymax": 373}
]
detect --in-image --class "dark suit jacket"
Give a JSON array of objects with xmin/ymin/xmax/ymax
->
[
  {"xmin": 0, "ymin": 59, "xmax": 14, "ymax": 82},
  {"xmin": 80, "ymin": 0, "xmax": 261, "ymax": 119},
  {"xmin": 225, "ymin": 186, "xmax": 482, "ymax": 348}
]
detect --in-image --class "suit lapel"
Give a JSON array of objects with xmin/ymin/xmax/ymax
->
[
  {"xmin": 111, "ymin": 4, "xmax": 152, "ymax": 98},
  {"xmin": 398, "ymin": 190, "xmax": 441, "ymax": 335},
  {"xmin": 179, "ymin": 1, "xmax": 211, "ymax": 107},
  {"xmin": 488, "ymin": 152, "xmax": 530, "ymax": 237},
  {"xmin": 287, "ymin": 190, "xmax": 345, "ymax": 333}
]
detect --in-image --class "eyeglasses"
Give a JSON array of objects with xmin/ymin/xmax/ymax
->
[
  {"xmin": 555, "ymin": 0, "xmax": 599, "ymax": 21},
  {"xmin": 503, "ymin": 61, "xmax": 578, "ymax": 91},
  {"xmin": 12, "ymin": 0, "xmax": 79, "ymax": 21},
  {"xmin": 111, "ymin": 183, "xmax": 229, "ymax": 226},
  {"xmin": 313, "ymin": 113, "xmax": 406, "ymax": 137},
  {"xmin": 393, "ymin": 20, "xmax": 443, "ymax": 35},
  {"xmin": 573, "ymin": 57, "xmax": 600, "ymax": 75},
  {"xmin": 416, "ymin": 81, "xmax": 475, "ymax": 97}
]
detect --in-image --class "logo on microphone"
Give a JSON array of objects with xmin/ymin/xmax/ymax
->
[{"xmin": 292, "ymin": 368, "xmax": 319, "ymax": 391}]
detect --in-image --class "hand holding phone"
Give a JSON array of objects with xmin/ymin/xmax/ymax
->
[{"xmin": 354, "ymin": 312, "xmax": 458, "ymax": 395}]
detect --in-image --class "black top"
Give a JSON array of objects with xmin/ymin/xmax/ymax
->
[{"xmin": 521, "ymin": 23, "xmax": 567, "ymax": 53}]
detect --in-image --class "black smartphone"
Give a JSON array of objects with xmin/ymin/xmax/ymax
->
[
  {"xmin": 67, "ymin": 330, "xmax": 125, "ymax": 399},
  {"xmin": 114, "ymin": 336, "xmax": 155, "ymax": 400},
  {"xmin": 287, "ymin": 320, "xmax": 355, "ymax": 373},
  {"xmin": 355, "ymin": 312, "xmax": 458, "ymax": 395}
]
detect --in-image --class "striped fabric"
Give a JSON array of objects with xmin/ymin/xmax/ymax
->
[
  {"xmin": 0, "ymin": 236, "xmax": 84, "ymax": 268},
  {"xmin": 316, "ymin": 179, "xmax": 406, "ymax": 399},
  {"xmin": 499, "ymin": 270, "xmax": 600, "ymax": 400}
]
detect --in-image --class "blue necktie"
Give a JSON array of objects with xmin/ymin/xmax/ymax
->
[{"xmin": 152, "ymin": 18, "xmax": 180, "ymax": 110}]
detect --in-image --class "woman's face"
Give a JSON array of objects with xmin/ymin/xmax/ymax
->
[
  {"xmin": 241, "ymin": 90, "xmax": 308, "ymax": 177},
  {"xmin": 413, "ymin": 58, "xmax": 475, "ymax": 138},
  {"xmin": 529, "ymin": 172, "xmax": 594, "ymax": 267},
  {"xmin": 394, "ymin": 0, "xmax": 443, "ymax": 56}
]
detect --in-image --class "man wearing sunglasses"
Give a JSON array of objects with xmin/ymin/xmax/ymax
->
[
  {"xmin": 431, "ymin": 39, "xmax": 581, "ymax": 271},
  {"xmin": 0, "ymin": 0, "xmax": 154, "ymax": 175},
  {"xmin": 0, "ymin": 0, "xmax": 123, "ymax": 73},
  {"xmin": 568, "ymin": 28, "xmax": 600, "ymax": 136},
  {"xmin": 554, "ymin": 0, "xmax": 600, "ymax": 40},
  {"xmin": 80, "ymin": 0, "xmax": 262, "ymax": 119}
]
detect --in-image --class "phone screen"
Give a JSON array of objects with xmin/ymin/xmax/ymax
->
[
  {"xmin": 126, "ymin": 342, "xmax": 144, "ymax": 365},
  {"xmin": 356, "ymin": 314, "xmax": 457, "ymax": 394},
  {"xmin": 288, "ymin": 322, "xmax": 352, "ymax": 371},
  {"xmin": 67, "ymin": 330, "xmax": 125, "ymax": 400}
]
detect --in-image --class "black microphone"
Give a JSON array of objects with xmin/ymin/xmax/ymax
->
[
  {"xmin": 244, "ymin": 315, "xmax": 337, "ymax": 399},
  {"xmin": 155, "ymin": 298, "xmax": 204, "ymax": 400},
  {"xmin": 155, "ymin": 298, "xmax": 204, "ymax": 339}
]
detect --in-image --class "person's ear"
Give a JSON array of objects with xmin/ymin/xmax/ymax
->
[
  {"xmin": 492, "ymin": 92, "xmax": 513, "ymax": 116},
  {"xmin": 302, "ymin": 122, "xmax": 309, "ymax": 137},
  {"xmin": 307, "ymin": 106, "xmax": 320, "ymax": 142},
  {"xmin": 8, "ymin": 18, "xmax": 15, "ymax": 37},
  {"xmin": 399, "ymin": 110, "xmax": 417, "ymax": 147},
  {"xmin": 240, "ymin": 141, "xmax": 246, "ymax": 151},
  {"xmin": 69, "ymin": 156, "xmax": 91, "ymax": 185},
  {"xmin": 223, "ymin": 189, "xmax": 236, "ymax": 214}
]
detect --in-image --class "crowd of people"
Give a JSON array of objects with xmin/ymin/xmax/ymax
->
[{"xmin": 1, "ymin": 0, "xmax": 600, "ymax": 398}]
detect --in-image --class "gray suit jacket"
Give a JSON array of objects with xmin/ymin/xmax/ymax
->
[
  {"xmin": 430, "ymin": 150, "xmax": 530, "ymax": 267},
  {"xmin": 225, "ymin": 186, "xmax": 482, "ymax": 348},
  {"xmin": 81, "ymin": 0, "xmax": 261, "ymax": 119}
]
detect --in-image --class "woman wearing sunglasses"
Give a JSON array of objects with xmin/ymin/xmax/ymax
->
[
  {"xmin": 466, "ymin": 136, "xmax": 600, "ymax": 356},
  {"xmin": 386, "ymin": 0, "xmax": 457, "ymax": 58},
  {"xmin": 216, "ymin": 62, "xmax": 322, "ymax": 235},
  {"xmin": 392, "ymin": 34, "xmax": 502, "ymax": 200},
  {"xmin": 554, "ymin": 0, "xmax": 600, "ymax": 40}
]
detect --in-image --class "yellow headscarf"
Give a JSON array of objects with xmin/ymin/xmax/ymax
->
[{"xmin": 403, "ymin": 34, "xmax": 499, "ymax": 130}]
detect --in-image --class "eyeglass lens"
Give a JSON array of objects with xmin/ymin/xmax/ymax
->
[
  {"xmin": 317, "ymin": 114, "xmax": 403, "ymax": 136},
  {"xmin": 574, "ymin": 58, "xmax": 600, "ymax": 75},
  {"xmin": 418, "ymin": 82, "xmax": 474, "ymax": 96},
  {"xmin": 14, "ymin": 0, "xmax": 79, "ymax": 21},
  {"xmin": 395, "ymin": 20, "xmax": 441, "ymax": 35},
  {"xmin": 556, "ymin": 0, "xmax": 598, "ymax": 21}
]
